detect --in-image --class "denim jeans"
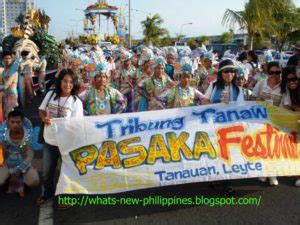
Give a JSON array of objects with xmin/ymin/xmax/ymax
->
[{"xmin": 41, "ymin": 143, "xmax": 61, "ymax": 200}]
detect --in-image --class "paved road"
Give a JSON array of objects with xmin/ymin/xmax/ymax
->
[{"xmin": 0, "ymin": 95, "xmax": 299, "ymax": 225}]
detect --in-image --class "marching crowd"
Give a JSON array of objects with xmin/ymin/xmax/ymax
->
[{"xmin": 0, "ymin": 42, "xmax": 299, "ymax": 202}]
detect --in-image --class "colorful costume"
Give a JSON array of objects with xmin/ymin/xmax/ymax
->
[
  {"xmin": 159, "ymin": 84, "xmax": 204, "ymax": 108},
  {"xmin": 134, "ymin": 69, "xmax": 150, "ymax": 112},
  {"xmin": 193, "ymin": 65, "xmax": 208, "ymax": 91},
  {"xmin": 0, "ymin": 61, "xmax": 19, "ymax": 118},
  {"xmin": 116, "ymin": 65, "xmax": 136, "ymax": 112},
  {"xmin": 19, "ymin": 58, "xmax": 35, "ymax": 104},
  {"xmin": 133, "ymin": 48, "xmax": 154, "ymax": 112},
  {"xmin": 0, "ymin": 118, "xmax": 41, "ymax": 193},
  {"xmin": 38, "ymin": 55, "xmax": 47, "ymax": 91},
  {"xmin": 138, "ymin": 74, "xmax": 175, "ymax": 111},
  {"xmin": 85, "ymin": 86, "xmax": 127, "ymax": 115}
]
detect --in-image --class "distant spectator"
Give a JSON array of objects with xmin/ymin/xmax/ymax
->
[
  {"xmin": 237, "ymin": 45, "xmax": 248, "ymax": 62},
  {"xmin": 287, "ymin": 42, "xmax": 300, "ymax": 67}
]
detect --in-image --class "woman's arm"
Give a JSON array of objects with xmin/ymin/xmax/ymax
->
[{"xmin": 39, "ymin": 109, "xmax": 51, "ymax": 125}]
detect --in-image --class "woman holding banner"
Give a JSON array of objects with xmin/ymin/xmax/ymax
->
[
  {"xmin": 280, "ymin": 66, "xmax": 300, "ymax": 112},
  {"xmin": 36, "ymin": 69, "xmax": 83, "ymax": 205},
  {"xmin": 83, "ymin": 63, "xmax": 127, "ymax": 115},
  {"xmin": 202, "ymin": 59, "xmax": 244, "ymax": 104},
  {"xmin": 251, "ymin": 61, "xmax": 290, "ymax": 186},
  {"xmin": 280, "ymin": 66, "xmax": 300, "ymax": 187},
  {"xmin": 202, "ymin": 59, "xmax": 244, "ymax": 194}
]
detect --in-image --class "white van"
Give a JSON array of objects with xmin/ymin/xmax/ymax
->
[{"xmin": 174, "ymin": 42, "xmax": 188, "ymax": 49}]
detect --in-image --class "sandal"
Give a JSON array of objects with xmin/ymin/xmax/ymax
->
[
  {"xmin": 57, "ymin": 204, "xmax": 72, "ymax": 210},
  {"xmin": 226, "ymin": 186, "xmax": 236, "ymax": 196},
  {"xmin": 36, "ymin": 196, "xmax": 52, "ymax": 205}
]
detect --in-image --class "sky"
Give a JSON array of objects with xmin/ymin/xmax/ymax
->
[{"xmin": 36, "ymin": 0, "xmax": 300, "ymax": 41}]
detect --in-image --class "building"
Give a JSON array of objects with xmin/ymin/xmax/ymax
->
[{"xmin": 0, "ymin": 0, "xmax": 35, "ymax": 37}]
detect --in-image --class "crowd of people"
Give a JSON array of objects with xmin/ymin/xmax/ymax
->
[{"xmin": 0, "ymin": 41, "xmax": 299, "ymax": 203}]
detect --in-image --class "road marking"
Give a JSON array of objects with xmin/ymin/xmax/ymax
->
[{"xmin": 38, "ymin": 200, "xmax": 54, "ymax": 225}]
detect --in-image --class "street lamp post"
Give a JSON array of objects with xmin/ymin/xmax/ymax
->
[
  {"xmin": 179, "ymin": 22, "xmax": 193, "ymax": 41},
  {"xmin": 70, "ymin": 19, "xmax": 83, "ymax": 36}
]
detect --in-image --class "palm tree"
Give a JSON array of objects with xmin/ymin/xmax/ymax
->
[
  {"xmin": 141, "ymin": 14, "xmax": 168, "ymax": 46},
  {"xmin": 222, "ymin": 0, "xmax": 266, "ymax": 50},
  {"xmin": 222, "ymin": 0, "xmax": 299, "ymax": 50}
]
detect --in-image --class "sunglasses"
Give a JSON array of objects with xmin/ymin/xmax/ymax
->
[
  {"xmin": 287, "ymin": 77, "xmax": 298, "ymax": 83},
  {"xmin": 223, "ymin": 69, "xmax": 236, "ymax": 74},
  {"xmin": 269, "ymin": 71, "xmax": 281, "ymax": 75}
]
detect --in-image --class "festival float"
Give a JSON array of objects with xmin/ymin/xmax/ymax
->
[
  {"xmin": 2, "ymin": 8, "xmax": 61, "ymax": 70},
  {"xmin": 82, "ymin": 0, "xmax": 120, "ymax": 45}
]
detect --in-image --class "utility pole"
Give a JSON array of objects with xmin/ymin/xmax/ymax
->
[
  {"xmin": 98, "ymin": 0, "xmax": 101, "ymax": 34},
  {"xmin": 129, "ymin": 0, "xmax": 131, "ymax": 48}
]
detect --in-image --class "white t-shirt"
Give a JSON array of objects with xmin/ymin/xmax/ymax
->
[
  {"xmin": 39, "ymin": 90, "xmax": 84, "ymax": 145},
  {"xmin": 252, "ymin": 79, "xmax": 291, "ymax": 107},
  {"xmin": 280, "ymin": 91, "xmax": 292, "ymax": 107},
  {"xmin": 204, "ymin": 82, "xmax": 245, "ymax": 103}
]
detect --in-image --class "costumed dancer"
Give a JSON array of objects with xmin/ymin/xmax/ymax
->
[
  {"xmin": 137, "ymin": 56, "xmax": 176, "ymax": 111},
  {"xmin": 244, "ymin": 50, "xmax": 259, "ymax": 89},
  {"xmin": 135, "ymin": 45, "xmax": 146, "ymax": 67},
  {"xmin": 37, "ymin": 53, "xmax": 47, "ymax": 93},
  {"xmin": 19, "ymin": 50, "xmax": 35, "ymax": 105},
  {"xmin": 83, "ymin": 63, "xmax": 127, "ymax": 115},
  {"xmin": 134, "ymin": 48, "xmax": 154, "ymax": 112},
  {"xmin": 115, "ymin": 51, "xmax": 136, "ymax": 112},
  {"xmin": 159, "ymin": 63, "xmax": 205, "ymax": 109},
  {"xmin": 249, "ymin": 51, "xmax": 273, "ymax": 89},
  {"xmin": 0, "ymin": 52, "xmax": 19, "ymax": 118},
  {"xmin": 106, "ymin": 56, "xmax": 116, "ymax": 87},
  {"xmin": 165, "ymin": 47, "xmax": 177, "ymax": 80},
  {"xmin": 193, "ymin": 49, "xmax": 208, "ymax": 91},
  {"xmin": 88, "ymin": 45, "xmax": 105, "ymax": 65},
  {"xmin": 200, "ymin": 52, "xmax": 218, "ymax": 93},
  {"xmin": 0, "ymin": 110, "xmax": 40, "ymax": 197},
  {"xmin": 236, "ymin": 62, "xmax": 252, "ymax": 100}
]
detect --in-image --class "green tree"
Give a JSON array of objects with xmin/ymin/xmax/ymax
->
[
  {"xmin": 187, "ymin": 38, "xmax": 199, "ymax": 49},
  {"xmin": 121, "ymin": 34, "xmax": 137, "ymax": 47},
  {"xmin": 141, "ymin": 14, "xmax": 168, "ymax": 46},
  {"xmin": 198, "ymin": 35, "xmax": 209, "ymax": 45},
  {"xmin": 288, "ymin": 30, "xmax": 300, "ymax": 43},
  {"xmin": 219, "ymin": 31, "xmax": 234, "ymax": 44},
  {"xmin": 266, "ymin": 1, "xmax": 299, "ymax": 51},
  {"xmin": 160, "ymin": 34, "xmax": 173, "ymax": 46},
  {"xmin": 222, "ymin": 0, "xmax": 299, "ymax": 50},
  {"xmin": 253, "ymin": 35, "xmax": 271, "ymax": 49}
]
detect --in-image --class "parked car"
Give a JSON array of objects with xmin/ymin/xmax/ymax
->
[
  {"xmin": 273, "ymin": 52, "xmax": 292, "ymax": 67},
  {"xmin": 207, "ymin": 44, "xmax": 240, "ymax": 59}
]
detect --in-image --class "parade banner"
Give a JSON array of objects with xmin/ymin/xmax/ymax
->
[{"xmin": 47, "ymin": 102, "xmax": 300, "ymax": 195}]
